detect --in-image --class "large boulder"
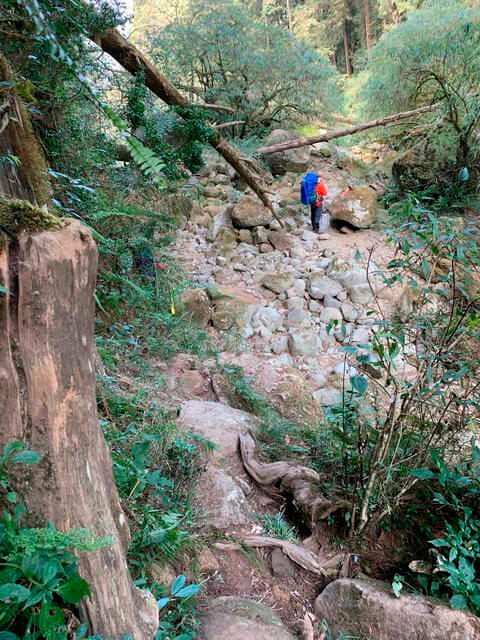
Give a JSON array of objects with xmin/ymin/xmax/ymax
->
[
  {"xmin": 231, "ymin": 195, "xmax": 273, "ymax": 228},
  {"xmin": 211, "ymin": 285, "xmax": 261, "ymax": 335},
  {"xmin": 314, "ymin": 578, "xmax": 480, "ymax": 640},
  {"xmin": 201, "ymin": 597, "xmax": 296, "ymax": 640},
  {"xmin": 330, "ymin": 186, "xmax": 378, "ymax": 229},
  {"xmin": 177, "ymin": 400, "xmax": 259, "ymax": 461},
  {"xmin": 262, "ymin": 129, "xmax": 310, "ymax": 175}
]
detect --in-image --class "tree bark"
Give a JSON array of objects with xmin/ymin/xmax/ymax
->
[
  {"xmin": 0, "ymin": 53, "xmax": 158, "ymax": 640},
  {"xmin": 286, "ymin": 0, "xmax": 292, "ymax": 31},
  {"xmin": 364, "ymin": 0, "xmax": 372, "ymax": 49},
  {"xmin": 91, "ymin": 29, "xmax": 277, "ymax": 219},
  {"xmin": 343, "ymin": 19, "xmax": 352, "ymax": 77},
  {"xmin": 256, "ymin": 105, "xmax": 436, "ymax": 154}
]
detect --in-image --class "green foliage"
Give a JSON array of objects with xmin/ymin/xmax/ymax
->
[
  {"xmin": 257, "ymin": 511, "xmax": 299, "ymax": 542},
  {"xmin": 151, "ymin": 0, "xmax": 341, "ymax": 135},
  {"xmin": 99, "ymin": 384, "xmax": 213, "ymax": 577},
  {"xmin": 0, "ymin": 442, "xmax": 111, "ymax": 639},
  {"xmin": 221, "ymin": 365, "xmax": 317, "ymax": 461},
  {"xmin": 408, "ymin": 446, "xmax": 480, "ymax": 614},
  {"xmin": 152, "ymin": 576, "xmax": 201, "ymax": 640},
  {"xmin": 357, "ymin": 0, "xmax": 480, "ymax": 183}
]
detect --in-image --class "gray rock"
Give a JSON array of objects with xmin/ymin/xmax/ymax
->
[
  {"xmin": 314, "ymin": 387, "xmax": 343, "ymax": 406},
  {"xmin": 349, "ymin": 284, "xmax": 373, "ymax": 304},
  {"xmin": 334, "ymin": 322, "xmax": 353, "ymax": 343},
  {"xmin": 231, "ymin": 195, "xmax": 273, "ymax": 228},
  {"xmin": 208, "ymin": 210, "xmax": 231, "ymax": 241},
  {"xmin": 318, "ymin": 323, "xmax": 337, "ymax": 345},
  {"xmin": 309, "ymin": 274, "xmax": 343, "ymax": 300},
  {"xmin": 311, "ymin": 141, "xmax": 332, "ymax": 158},
  {"xmin": 319, "ymin": 307, "xmax": 343, "ymax": 324},
  {"xmin": 288, "ymin": 330, "xmax": 321, "ymax": 356},
  {"xmin": 301, "ymin": 229, "xmax": 318, "ymax": 242},
  {"xmin": 314, "ymin": 578, "xmax": 480, "ymax": 640},
  {"xmin": 201, "ymin": 597, "xmax": 296, "ymax": 640},
  {"xmin": 271, "ymin": 548, "xmax": 296, "ymax": 578},
  {"xmin": 194, "ymin": 466, "xmax": 249, "ymax": 529},
  {"xmin": 311, "ymin": 371, "xmax": 327, "ymax": 389},
  {"xmin": 329, "ymin": 186, "xmax": 378, "ymax": 229},
  {"xmin": 309, "ymin": 299, "xmax": 323, "ymax": 313},
  {"xmin": 286, "ymin": 296, "xmax": 304, "ymax": 310},
  {"xmin": 351, "ymin": 326, "xmax": 371, "ymax": 344},
  {"xmin": 286, "ymin": 309, "xmax": 312, "ymax": 328},
  {"xmin": 263, "ymin": 129, "xmax": 310, "ymax": 175},
  {"xmin": 341, "ymin": 301, "xmax": 359, "ymax": 322},
  {"xmin": 330, "ymin": 266, "xmax": 367, "ymax": 289},
  {"xmin": 271, "ymin": 334, "xmax": 289, "ymax": 354},
  {"xmin": 262, "ymin": 272, "xmax": 295, "ymax": 294},
  {"xmin": 251, "ymin": 307, "xmax": 283, "ymax": 332},
  {"xmin": 268, "ymin": 230, "xmax": 294, "ymax": 251},
  {"xmin": 323, "ymin": 295, "xmax": 342, "ymax": 309},
  {"xmin": 253, "ymin": 226, "xmax": 270, "ymax": 244},
  {"xmin": 238, "ymin": 229, "xmax": 253, "ymax": 243},
  {"xmin": 178, "ymin": 400, "xmax": 258, "ymax": 461}
]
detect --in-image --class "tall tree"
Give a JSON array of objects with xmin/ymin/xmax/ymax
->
[{"xmin": 364, "ymin": 0, "xmax": 372, "ymax": 48}]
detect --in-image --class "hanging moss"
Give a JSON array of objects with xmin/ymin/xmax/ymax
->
[{"xmin": 0, "ymin": 197, "xmax": 64, "ymax": 236}]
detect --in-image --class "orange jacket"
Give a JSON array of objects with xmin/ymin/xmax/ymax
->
[{"xmin": 313, "ymin": 181, "xmax": 327, "ymax": 205}]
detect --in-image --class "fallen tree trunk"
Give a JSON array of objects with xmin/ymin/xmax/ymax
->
[
  {"xmin": 257, "ymin": 105, "xmax": 436, "ymax": 155},
  {"xmin": 91, "ymin": 29, "xmax": 278, "ymax": 220}
]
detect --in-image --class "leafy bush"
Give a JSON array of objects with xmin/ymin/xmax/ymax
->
[
  {"xmin": 357, "ymin": 0, "xmax": 480, "ymax": 187},
  {"xmin": 154, "ymin": 575, "xmax": 201, "ymax": 640},
  {"xmin": 408, "ymin": 446, "xmax": 480, "ymax": 614},
  {"xmin": 99, "ymin": 385, "xmax": 213, "ymax": 577},
  {"xmin": 0, "ymin": 442, "xmax": 111, "ymax": 639},
  {"xmin": 151, "ymin": 0, "xmax": 341, "ymax": 136},
  {"xmin": 317, "ymin": 207, "xmax": 480, "ymax": 535}
]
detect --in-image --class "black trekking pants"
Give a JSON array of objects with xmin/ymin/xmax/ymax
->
[{"xmin": 310, "ymin": 203, "xmax": 323, "ymax": 231}]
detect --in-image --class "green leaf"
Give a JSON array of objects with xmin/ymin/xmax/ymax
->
[
  {"xmin": 6, "ymin": 492, "xmax": 17, "ymax": 503},
  {"xmin": 157, "ymin": 597, "xmax": 170, "ymax": 609},
  {"xmin": 351, "ymin": 375, "xmax": 368, "ymax": 393},
  {"xmin": 174, "ymin": 584, "xmax": 201, "ymax": 599},
  {"xmin": 0, "ymin": 583, "xmax": 31, "ymax": 602},
  {"xmin": 449, "ymin": 594, "xmax": 467, "ymax": 609},
  {"xmin": 13, "ymin": 450, "xmax": 42, "ymax": 465},
  {"xmin": 410, "ymin": 469, "xmax": 436, "ymax": 480},
  {"xmin": 170, "ymin": 575, "xmax": 186, "ymax": 596},
  {"xmin": 0, "ymin": 633, "xmax": 20, "ymax": 640},
  {"xmin": 56, "ymin": 577, "xmax": 90, "ymax": 604},
  {"xmin": 458, "ymin": 167, "xmax": 469, "ymax": 182},
  {"xmin": 391, "ymin": 574, "xmax": 404, "ymax": 598},
  {"xmin": 1, "ymin": 441, "xmax": 23, "ymax": 462},
  {"xmin": 39, "ymin": 602, "xmax": 66, "ymax": 640},
  {"xmin": 75, "ymin": 624, "xmax": 89, "ymax": 639},
  {"xmin": 0, "ymin": 285, "xmax": 9, "ymax": 295}
]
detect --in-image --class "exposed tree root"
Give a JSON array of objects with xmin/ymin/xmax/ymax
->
[
  {"xmin": 239, "ymin": 433, "xmax": 348, "ymax": 532},
  {"xmin": 241, "ymin": 535, "xmax": 327, "ymax": 576}
]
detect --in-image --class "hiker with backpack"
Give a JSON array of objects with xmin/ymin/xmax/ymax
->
[{"xmin": 300, "ymin": 172, "xmax": 328, "ymax": 233}]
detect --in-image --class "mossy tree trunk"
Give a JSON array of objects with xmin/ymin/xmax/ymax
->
[{"xmin": 0, "ymin": 52, "xmax": 158, "ymax": 639}]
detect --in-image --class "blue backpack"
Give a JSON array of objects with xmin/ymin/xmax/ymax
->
[{"xmin": 300, "ymin": 172, "xmax": 318, "ymax": 205}]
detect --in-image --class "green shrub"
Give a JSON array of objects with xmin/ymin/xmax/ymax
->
[{"xmin": 0, "ymin": 442, "xmax": 111, "ymax": 639}]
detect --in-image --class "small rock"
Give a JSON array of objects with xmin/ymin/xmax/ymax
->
[
  {"xmin": 260, "ymin": 243, "xmax": 273, "ymax": 253},
  {"xmin": 309, "ymin": 274, "xmax": 344, "ymax": 300},
  {"xmin": 311, "ymin": 371, "xmax": 327, "ymax": 388},
  {"xmin": 286, "ymin": 309, "xmax": 313, "ymax": 328},
  {"xmin": 349, "ymin": 284, "xmax": 373, "ymax": 304},
  {"xmin": 319, "ymin": 307, "xmax": 343, "ymax": 324},
  {"xmin": 268, "ymin": 230, "xmax": 294, "ymax": 251},
  {"xmin": 288, "ymin": 330, "xmax": 321, "ymax": 356},
  {"xmin": 197, "ymin": 547, "xmax": 220, "ymax": 574},
  {"xmin": 262, "ymin": 272, "xmax": 295, "ymax": 294},
  {"xmin": 238, "ymin": 229, "xmax": 253, "ymax": 243},
  {"xmin": 252, "ymin": 306, "xmax": 283, "ymax": 332},
  {"xmin": 271, "ymin": 334, "xmax": 288, "ymax": 354},
  {"xmin": 231, "ymin": 195, "xmax": 273, "ymax": 228},
  {"xmin": 271, "ymin": 548, "xmax": 296, "ymax": 578},
  {"xmin": 323, "ymin": 295, "xmax": 342, "ymax": 309},
  {"xmin": 309, "ymin": 299, "xmax": 323, "ymax": 313},
  {"xmin": 286, "ymin": 296, "xmax": 304, "ymax": 310},
  {"xmin": 314, "ymin": 387, "xmax": 343, "ymax": 406},
  {"xmin": 179, "ymin": 288, "xmax": 211, "ymax": 327},
  {"xmin": 341, "ymin": 301, "xmax": 359, "ymax": 322},
  {"xmin": 351, "ymin": 326, "xmax": 371, "ymax": 344}
]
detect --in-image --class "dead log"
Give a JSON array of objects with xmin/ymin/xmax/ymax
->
[
  {"xmin": 90, "ymin": 29, "xmax": 280, "ymax": 222},
  {"xmin": 256, "ymin": 105, "xmax": 436, "ymax": 155},
  {"xmin": 240, "ymin": 433, "xmax": 347, "ymax": 531},
  {"xmin": 0, "ymin": 52, "xmax": 158, "ymax": 639},
  {"xmin": 214, "ymin": 120, "xmax": 245, "ymax": 130}
]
